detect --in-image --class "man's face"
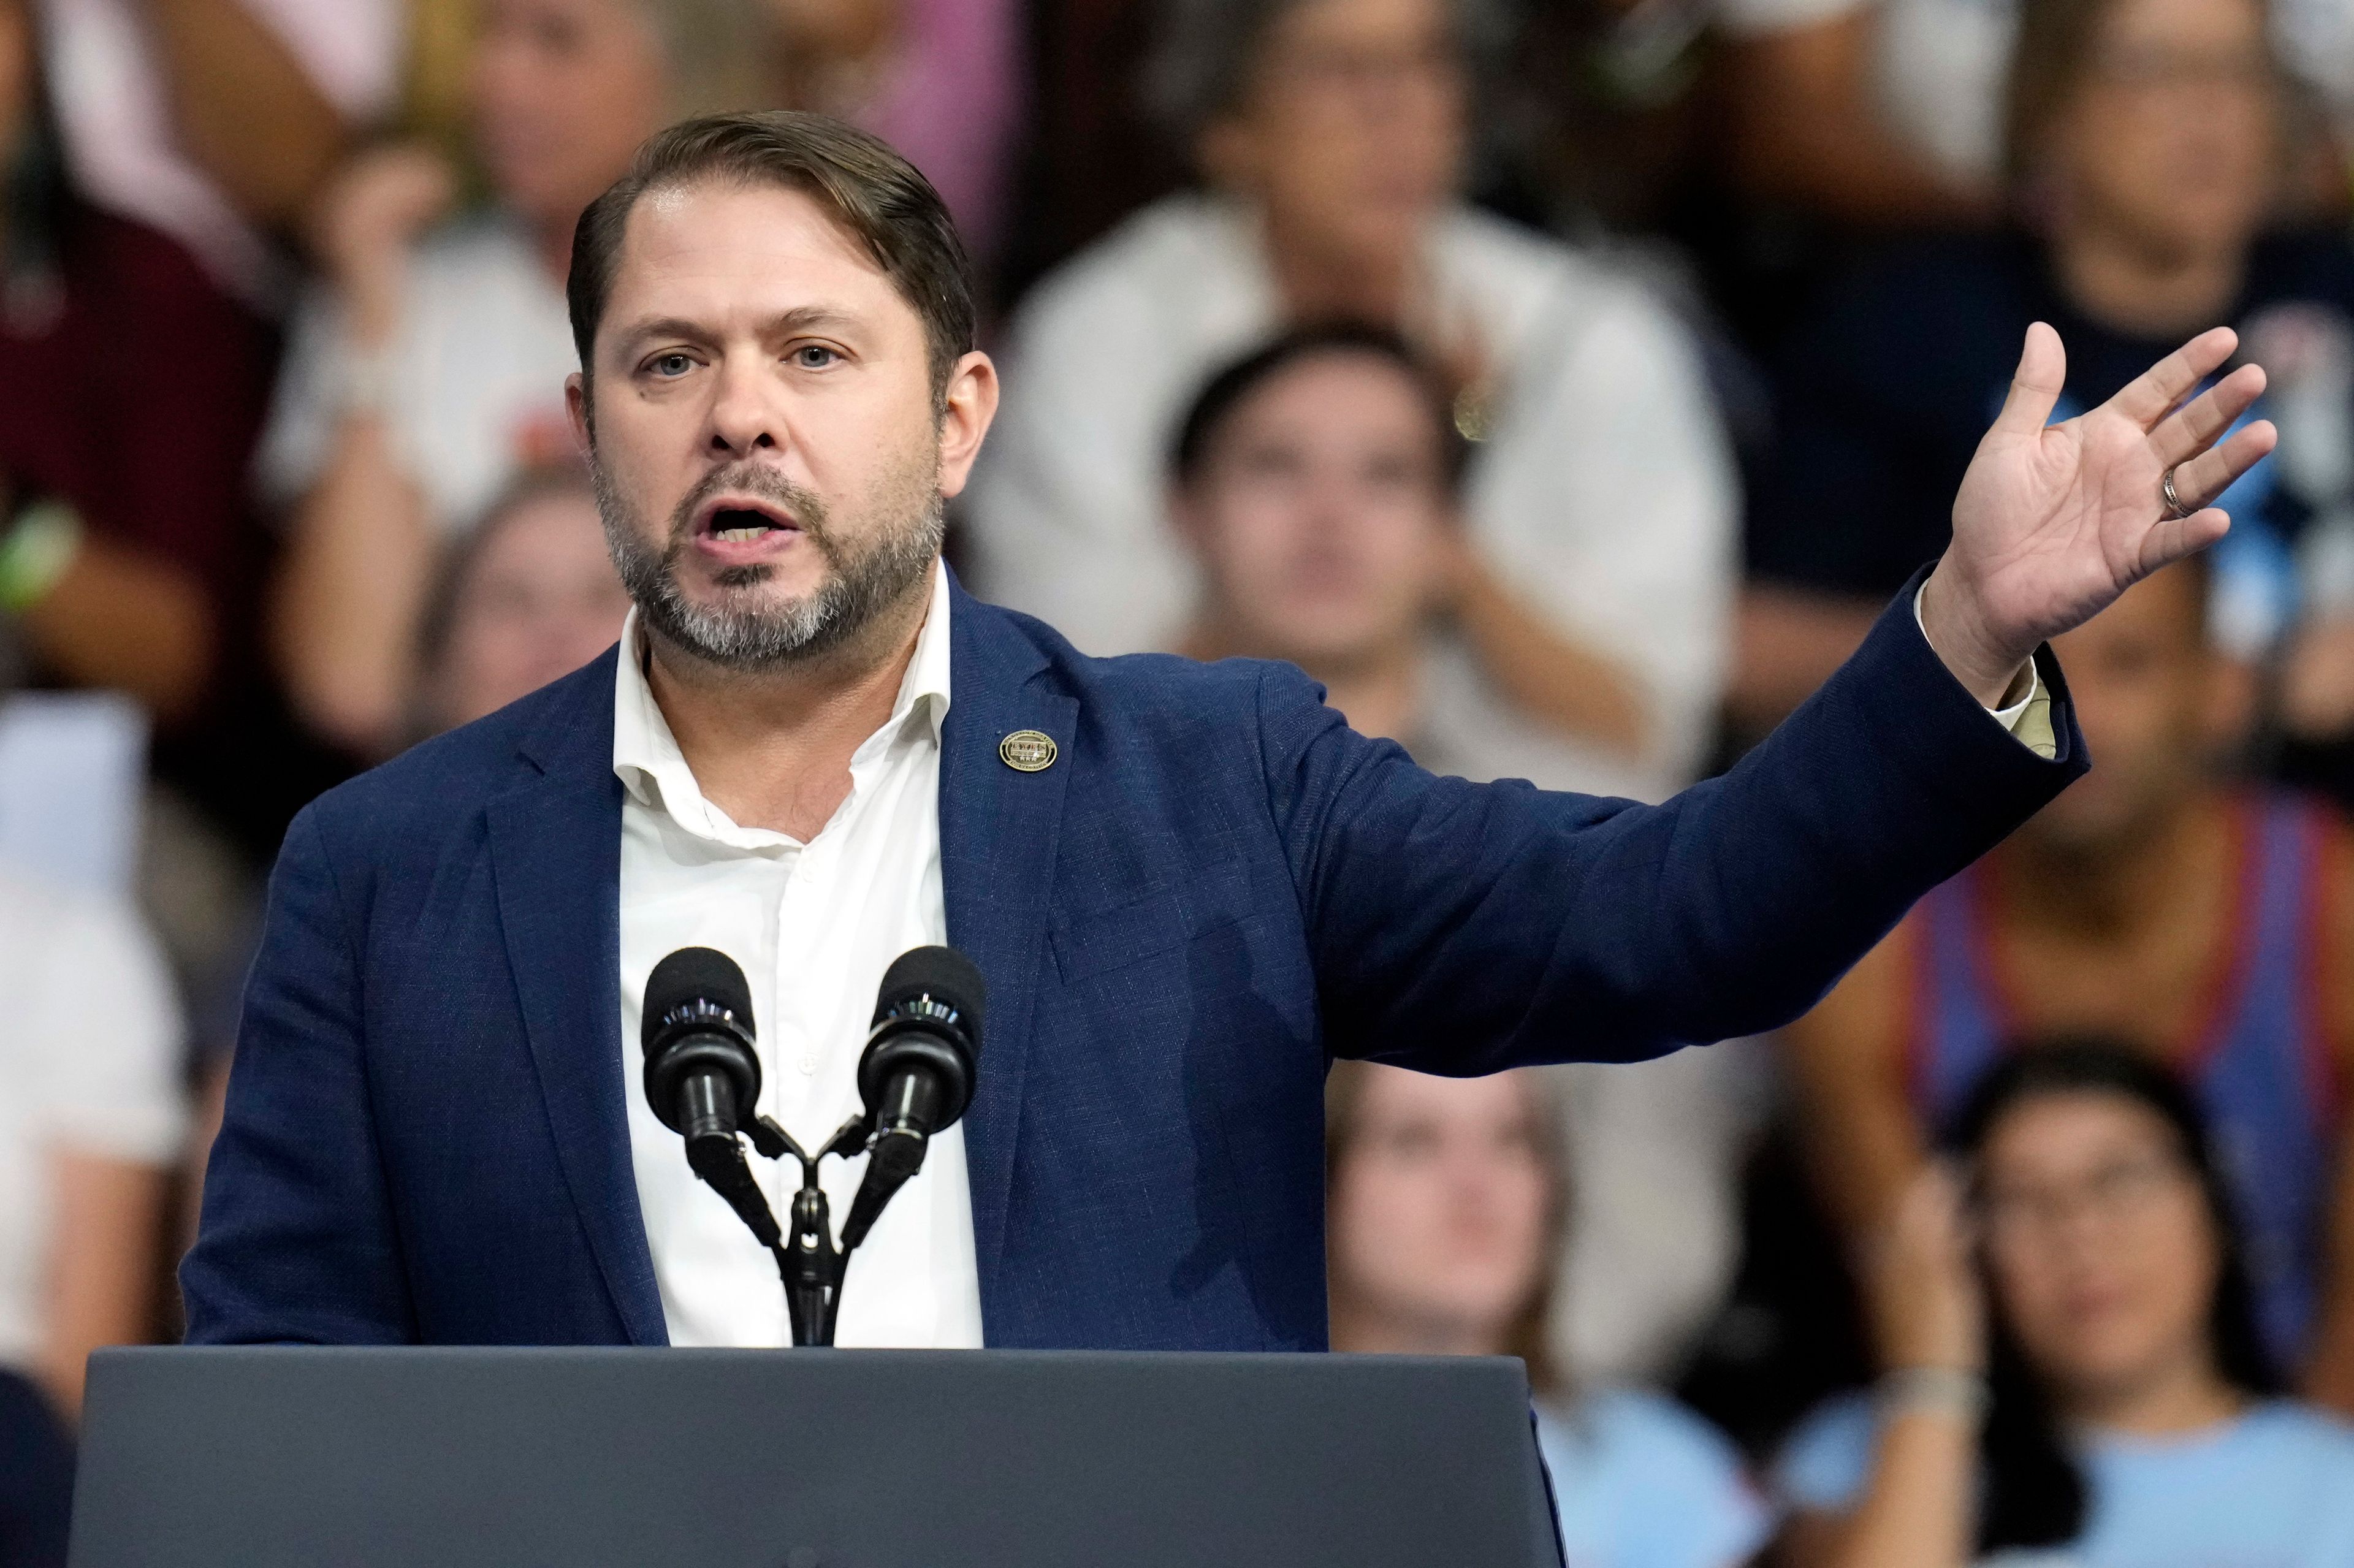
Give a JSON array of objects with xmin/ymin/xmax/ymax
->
[
  {"xmin": 569, "ymin": 179, "xmax": 993, "ymax": 670},
  {"xmin": 1206, "ymin": 0, "xmax": 1466, "ymax": 267},
  {"xmin": 1176, "ymin": 351, "xmax": 1452, "ymax": 672},
  {"xmin": 2052, "ymin": 0, "xmax": 2276, "ymax": 262},
  {"xmin": 473, "ymin": 0, "xmax": 672, "ymax": 230},
  {"xmin": 433, "ymin": 488, "xmax": 632, "ymax": 731},
  {"xmin": 2027, "ymin": 565, "xmax": 2228, "ymax": 854}
]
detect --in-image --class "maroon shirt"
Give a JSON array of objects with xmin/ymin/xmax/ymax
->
[{"xmin": 0, "ymin": 204, "xmax": 276, "ymax": 624}]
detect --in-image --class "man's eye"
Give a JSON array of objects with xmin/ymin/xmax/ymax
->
[{"xmin": 792, "ymin": 345, "xmax": 840, "ymax": 369}]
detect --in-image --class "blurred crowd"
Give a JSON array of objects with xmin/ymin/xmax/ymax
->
[{"xmin": 7, "ymin": 0, "xmax": 2354, "ymax": 1560}]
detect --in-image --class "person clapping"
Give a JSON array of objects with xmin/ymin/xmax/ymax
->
[{"xmin": 1776, "ymin": 1041, "xmax": 2354, "ymax": 1567}]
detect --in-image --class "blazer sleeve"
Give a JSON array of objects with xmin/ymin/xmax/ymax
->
[
  {"xmin": 179, "ymin": 805, "xmax": 420, "ymax": 1344},
  {"xmin": 1262, "ymin": 568, "xmax": 2085, "ymax": 1071}
]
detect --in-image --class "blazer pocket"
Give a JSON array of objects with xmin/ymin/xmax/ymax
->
[{"xmin": 1048, "ymin": 854, "xmax": 1257, "ymax": 984}]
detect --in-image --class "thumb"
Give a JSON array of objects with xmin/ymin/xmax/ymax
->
[{"xmin": 1990, "ymin": 321, "xmax": 2067, "ymax": 438}]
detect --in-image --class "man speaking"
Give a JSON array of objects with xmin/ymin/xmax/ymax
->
[{"xmin": 185, "ymin": 112, "xmax": 2275, "ymax": 1352}]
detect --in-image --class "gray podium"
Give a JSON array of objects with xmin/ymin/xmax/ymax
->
[{"xmin": 69, "ymin": 1347, "xmax": 1566, "ymax": 1568}]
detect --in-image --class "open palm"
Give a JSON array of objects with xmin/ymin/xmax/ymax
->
[{"xmin": 1922, "ymin": 324, "xmax": 2277, "ymax": 702}]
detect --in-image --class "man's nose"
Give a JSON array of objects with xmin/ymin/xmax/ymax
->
[{"xmin": 707, "ymin": 357, "xmax": 785, "ymax": 455}]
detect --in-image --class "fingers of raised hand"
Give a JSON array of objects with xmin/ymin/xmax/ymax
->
[
  {"xmin": 2112, "ymin": 325, "xmax": 2241, "ymax": 427},
  {"xmin": 2150, "ymin": 363, "xmax": 2268, "ymax": 467},
  {"xmin": 1990, "ymin": 321, "xmax": 2068, "ymax": 437},
  {"xmin": 2168, "ymin": 417, "xmax": 2279, "ymax": 512},
  {"xmin": 2139, "ymin": 507, "xmax": 2233, "ymax": 577}
]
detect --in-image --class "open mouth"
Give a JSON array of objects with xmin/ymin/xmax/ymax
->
[{"xmin": 696, "ymin": 495, "xmax": 799, "ymax": 542}]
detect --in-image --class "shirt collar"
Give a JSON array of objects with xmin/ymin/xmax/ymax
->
[{"xmin": 611, "ymin": 560, "xmax": 954, "ymax": 837}]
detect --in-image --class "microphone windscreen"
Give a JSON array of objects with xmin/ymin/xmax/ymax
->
[
  {"xmin": 642, "ymin": 946, "xmax": 756, "ymax": 1050},
  {"xmin": 873, "ymin": 945, "xmax": 986, "ymax": 1042}
]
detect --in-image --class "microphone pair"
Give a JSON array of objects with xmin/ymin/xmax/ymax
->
[{"xmin": 639, "ymin": 945, "xmax": 985, "ymax": 1292}]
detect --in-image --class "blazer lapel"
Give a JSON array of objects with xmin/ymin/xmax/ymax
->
[
  {"xmin": 940, "ymin": 581, "xmax": 1075, "ymax": 1331},
  {"xmin": 484, "ymin": 650, "xmax": 668, "ymax": 1345}
]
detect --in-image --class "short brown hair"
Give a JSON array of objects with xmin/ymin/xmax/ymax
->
[
  {"xmin": 567, "ymin": 111, "xmax": 975, "ymax": 402},
  {"xmin": 1171, "ymin": 324, "xmax": 1471, "ymax": 493}
]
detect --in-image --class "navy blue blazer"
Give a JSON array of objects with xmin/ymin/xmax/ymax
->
[{"xmin": 183, "ymin": 571, "xmax": 2082, "ymax": 1351}]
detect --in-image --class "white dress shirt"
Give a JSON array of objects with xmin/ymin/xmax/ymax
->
[{"xmin": 615, "ymin": 563, "xmax": 985, "ymax": 1348}]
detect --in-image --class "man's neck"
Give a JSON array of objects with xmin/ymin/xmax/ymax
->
[
  {"xmin": 2050, "ymin": 219, "xmax": 2246, "ymax": 340},
  {"xmin": 1262, "ymin": 210, "xmax": 1419, "ymax": 327},
  {"xmin": 1317, "ymin": 654, "xmax": 1423, "ymax": 745},
  {"xmin": 2004, "ymin": 790, "xmax": 2221, "ymax": 938},
  {"xmin": 644, "ymin": 563, "xmax": 935, "ymax": 841},
  {"xmin": 1326, "ymin": 1297, "xmax": 1503, "ymax": 1359},
  {"xmin": 1183, "ymin": 617, "xmax": 1425, "ymax": 743}
]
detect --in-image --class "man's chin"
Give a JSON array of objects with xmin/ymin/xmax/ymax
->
[
  {"xmin": 2021, "ymin": 796, "xmax": 2157, "ymax": 862},
  {"xmin": 679, "ymin": 557, "xmax": 825, "ymax": 600}
]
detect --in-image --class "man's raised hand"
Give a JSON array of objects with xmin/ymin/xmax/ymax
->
[{"xmin": 1919, "ymin": 322, "xmax": 2277, "ymax": 706}]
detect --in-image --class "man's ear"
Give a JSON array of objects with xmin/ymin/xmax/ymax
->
[
  {"xmin": 565, "ymin": 371, "xmax": 594, "ymax": 457},
  {"xmin": 936, "ymin": 351, "xmax": 1001, "ymax": 498}
]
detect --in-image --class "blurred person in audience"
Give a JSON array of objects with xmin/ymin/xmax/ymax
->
[
  {"xmin": 760, "ymin": 0, "xmax": 1024, "ymax": 266},
  {"xmin": 1327, "ymin": 1060, "xmax": 1767, "ymax": 1568},
  {"xmin": 1176, "ymin": 328, "xmax": 1755, "ymax": 1380},
  {"xmin": 1775, "ymin": 1042, "xmax": 2354, "ymax": 1567},
  {"xmin": 261, "ymin": 0, "xmax": 779, "ymax": 758},
  {"xmin": 1715, "ymin": 0, "xmax": 2348, "ymax": 229},
  {"xmin": 966, "ymin": 0, "xmax": 1736, "ymax": 802},
  {"xmin": 40, "ymin": 0, "xmax": 399, "ymax": 308},
  {"xmin": 1737, "ymin": 0, "xmax": 2344, "ymax": 734},
  {"xmin": 1713, "ymin": 0, "xmax": 1997, "ymax": 228},
  {"xmin": 401, "ymin": 0, "xmax": 1021, "ymax": 258},
  {"xmin": 411, "ymin": 463, "xmax": 630, "ymax": 736},
  {"xmin": 1784, "ymin": 559, "xmax": 2354, "ymax": 1408},
  {"xmin": 0, "ymin": 861, "xmax": 186, "ymax": 1561},
  {"xmin": 0, "ymin": 0, "xmax": 299, "ymax": 722}
]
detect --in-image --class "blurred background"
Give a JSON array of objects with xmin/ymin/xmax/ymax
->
[{"xmin": 9, "ymin": 0, "xmax": 2354, "ymax": 1561}]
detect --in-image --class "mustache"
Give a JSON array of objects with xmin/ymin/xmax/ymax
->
[{"xmin": 665, "ymin": 462, "xmax": 833, "ymax": 550}]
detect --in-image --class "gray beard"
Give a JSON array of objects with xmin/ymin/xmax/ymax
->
[{"xmin": 593, "ymin": 454, "xmax": 944, "ymax": 672}]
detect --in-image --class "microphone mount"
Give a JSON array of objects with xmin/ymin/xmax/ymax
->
[{"xmin": 731, "ymin": 1110, "xmax": 872, "ymax": 1349}]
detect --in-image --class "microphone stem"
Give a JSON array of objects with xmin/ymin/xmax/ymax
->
[{"xmin": 775, "ymin": 1177, "xmax": 848, "ymax": 1346}]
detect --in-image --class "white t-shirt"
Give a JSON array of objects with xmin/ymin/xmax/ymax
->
[
  {"xmin": 257, "ymin": 212, "xmax": 581, "ymax": 536},
  {"xmin": 0, "ymin": 870, "xmax": 185, "ymax": 1368},
  {"xmin": 40, "ymin": 0, "xmax": 402, "ymax": 306},
  {"xmin": 1778, "ymin": 1393, "xmax": 2354, "ymax": 1567},
  {"xmin": 967, "ymin": 192, "xmax": 1737, "ymax": 801}
]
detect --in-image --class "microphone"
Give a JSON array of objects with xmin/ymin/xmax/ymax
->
[
  {"xmin": 641, "ymin": 946, "xmax": 780, "ymax": 1248},
  {"xmin": 840, "ymin": 946, "xmax": 985, "ymax": 1248}
]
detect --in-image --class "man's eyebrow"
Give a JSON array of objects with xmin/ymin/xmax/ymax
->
[
  {"xmin": 761, "ymin": 306, "xmax": 863, "ymax": 335},
  {"xmin": 612, "ymin": 306, "xmax": 865, "ymax": 347},
  {"xmin": 612, "ymin": 314, "xmax": 716, "ymax": 348}
]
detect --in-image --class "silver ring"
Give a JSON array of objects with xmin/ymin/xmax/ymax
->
[{"xmin": 2161, "ymin": 466, "xmax": 2196, "ymax": 520}]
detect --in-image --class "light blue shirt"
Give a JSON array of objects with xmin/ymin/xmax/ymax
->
[
  {"xmin": 1538, "ymin": 1388, "xmax": 1768, "ymax": 1568},
  {"xmin": 1776, "ymin": 1391, "xmax": 2354, "ymax": 1567}
]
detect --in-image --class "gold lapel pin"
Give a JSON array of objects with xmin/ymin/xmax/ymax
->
[{"xmin": 999, "ymin": 729, "xmax": 1057, "ymax": 772}]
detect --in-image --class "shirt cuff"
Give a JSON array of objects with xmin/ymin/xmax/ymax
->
[{"xmin": 1913, "ymin": 584, "xmax": 2055, "ymax": 761}]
